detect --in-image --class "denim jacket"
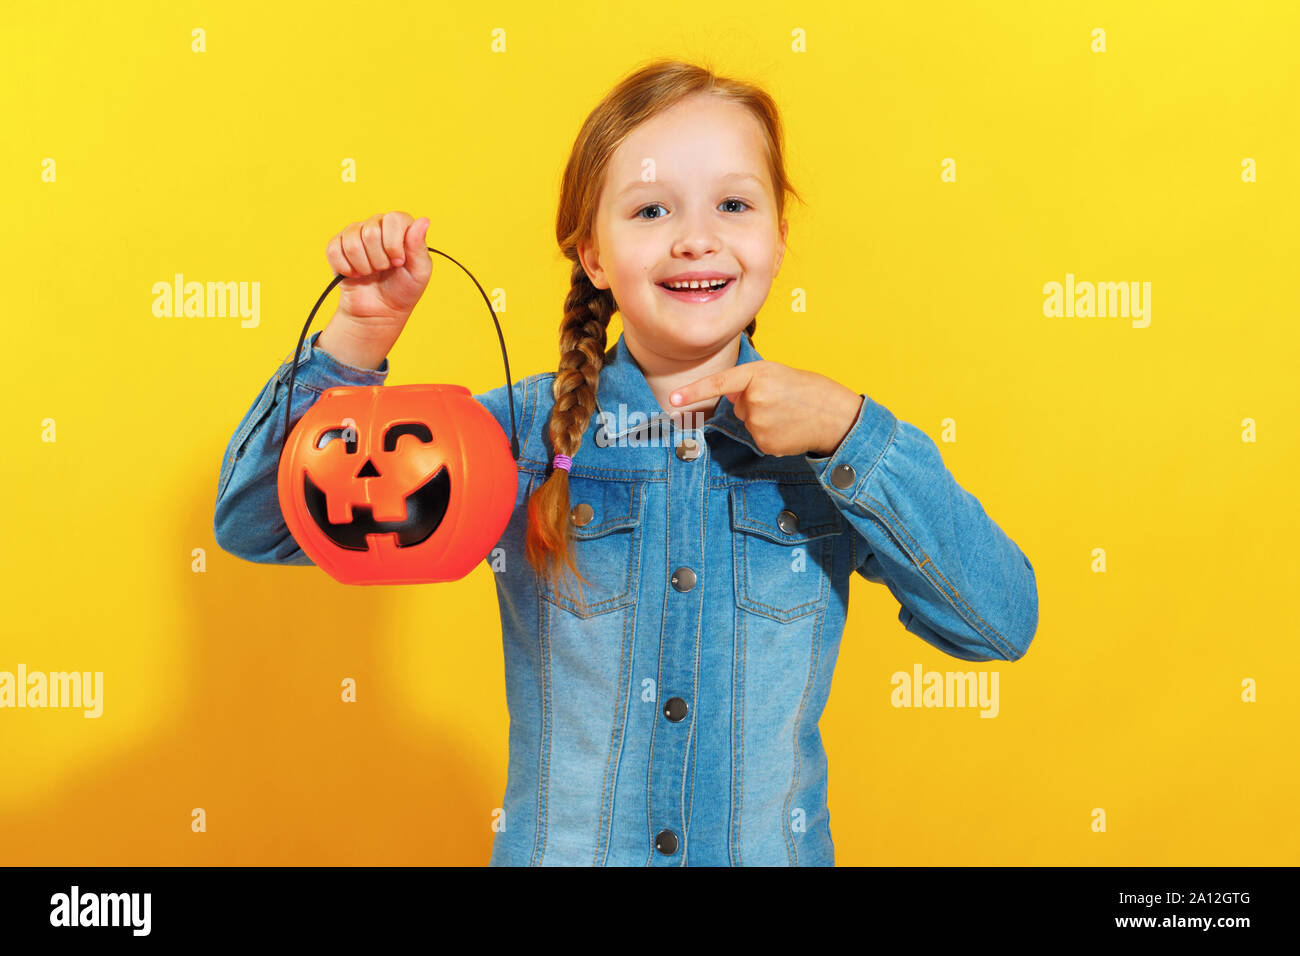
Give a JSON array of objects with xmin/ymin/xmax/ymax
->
[{"xmin": 214, "ymin": 328, "xmax": 1038, "ymax": 866}]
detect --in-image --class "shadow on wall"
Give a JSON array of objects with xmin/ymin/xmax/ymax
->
[{"xmin": 0, "ymin": 473, "xmax": 502, "ymax": 865}]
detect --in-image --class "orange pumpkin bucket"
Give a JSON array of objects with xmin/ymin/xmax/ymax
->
[{"xmin": 276, "ymin": 248, "xmax": 520, "ymax": 585}]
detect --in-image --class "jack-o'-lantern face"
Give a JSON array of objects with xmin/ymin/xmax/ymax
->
[
  {"xmin": 304, "ymin": 420, "xmax": 450, "ymax": 550},
  {"xmin": 276, "ymin": 384, "xmax": 518, "ymax": 586}
]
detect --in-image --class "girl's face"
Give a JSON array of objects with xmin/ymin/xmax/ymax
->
[{"xmin": 578, "ymin": 92, "xmax": 788, "ymax": 360}]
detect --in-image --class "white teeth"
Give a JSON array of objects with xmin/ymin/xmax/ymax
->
[{"xmin": 664, "ymin": 279, "xmax": 728, "ymax": 290}]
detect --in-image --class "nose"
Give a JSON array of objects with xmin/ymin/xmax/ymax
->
[
  {"xmin": 671, "ymin": 206, "xmax": 721, "ymax": 259},
  {"xmin": 356, "ymin": 459, "xmax": 381, "ymax": 478}
]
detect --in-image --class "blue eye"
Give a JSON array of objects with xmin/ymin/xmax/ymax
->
[{"xmin": 634, "ymin": 199, "xmax": 752, "ymax": 219}]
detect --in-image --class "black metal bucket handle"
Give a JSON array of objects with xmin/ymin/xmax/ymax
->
[{"xmin": 279, "ymin": 247, "xmax": 520, "ymax": 463}]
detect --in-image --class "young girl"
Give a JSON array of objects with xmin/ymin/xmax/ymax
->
[{"xmin": 214, "ymin": 59, "xmax": 1038, "ymax": 866}]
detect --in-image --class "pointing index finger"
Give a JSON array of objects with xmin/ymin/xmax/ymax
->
[{"xmin": 670, "ymin": 363, "xmax": 756, "ymax": 406}]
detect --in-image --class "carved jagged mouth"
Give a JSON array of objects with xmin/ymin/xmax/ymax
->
[{"xmin": 302, "ymin": 466, "xmax": 451, "ymax": 551}]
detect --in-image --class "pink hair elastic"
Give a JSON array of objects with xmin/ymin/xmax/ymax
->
[{"xmin": 552, "ymin": 453, "xmax": 573, "ymax": 472}]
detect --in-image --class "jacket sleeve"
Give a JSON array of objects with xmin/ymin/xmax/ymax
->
[
  {"xmin": 213, "ymin": 330, "xmax": 391, "ymax": 564},
  {"xmin": 803, "ymin": 394, "xmax": 1039, "ymax": 662}
]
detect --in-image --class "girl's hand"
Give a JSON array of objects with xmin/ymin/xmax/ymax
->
[
  {"xmin": 316, "ymin": 211, "xmax": 432, "ymax": 369},
  {"xmin": 669, "ymin": 361, "xmax": 864, "ymax": 459},
  {"xmin": 327, "ymin": 211, "xmax": 433, "ymax": 324}
]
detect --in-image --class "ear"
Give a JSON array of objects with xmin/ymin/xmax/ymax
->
[
  {"xmin": 577, "ymin": 235, "xmax": 611, "ymax": 290},
  {"xmin": 773, "ymin": 218, "xmax": 789, "ymax": 276}
]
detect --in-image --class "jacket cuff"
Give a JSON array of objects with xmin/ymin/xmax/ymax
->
[
  {"xmin": 274, "ymin": 329, "xmax": 390, "ymax": 389},
  {"xmin": 803, "ymin": 394, "xmax": 898, "ymax": 503}
]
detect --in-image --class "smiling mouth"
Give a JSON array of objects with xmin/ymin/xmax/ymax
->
[
  {"xmin": 302, "ymin": 466, "xmax": 451, "ymax": 550},
  {"xmin": 656, "ymin": 278, "xmax": 734, "ymax": 302}
]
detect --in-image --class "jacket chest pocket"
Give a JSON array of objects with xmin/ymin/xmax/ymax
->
[
  {"xmin": 730, "ymin": 481, "xmax": 843, "ymax": 623},
  {"xmin": 540, "ymin": 477, "xmax": 645, "ymax": 619}
]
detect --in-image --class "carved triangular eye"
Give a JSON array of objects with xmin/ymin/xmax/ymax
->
[
  {"xmin": 317, "ymin": 427, "xmax": 358, "ymax": 452},
  {"xmin": 384, "ymin": 422, "xmax": 433, "ymax": 451}
]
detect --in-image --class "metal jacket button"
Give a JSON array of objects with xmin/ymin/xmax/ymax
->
[
  {"xmin": 569, "ymin": 503, "xmax": 594, "ymax": 526},
  {"xmin": 663, "ymin": 697, "xmax": 688, "ymax": 722},
  {"xmin": 675, "ymin": 438, "xmax": 701, "ymax": 461},
  {"xmin": 671, "ymin": 567, "xmax": 696, "ymax": 592},
  {"xmin": 655, "ymin": 829, "xmax": 679, "ymax": 855},
  {"xmin": 830, "ymin": 463, "xmax": 856, "ymax": 489},
  {"xmin": 777, "ymin": 509, "xmax": 799, "ymax": 534}
]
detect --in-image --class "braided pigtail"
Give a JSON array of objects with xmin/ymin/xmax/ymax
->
[{"xmin": 523, "ymin": 261, "xmax": 616, "ymax": 600}]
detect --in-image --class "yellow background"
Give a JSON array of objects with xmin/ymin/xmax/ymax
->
[{"xmin": 2, "ymin": 0, "xmax": 1297, "ymax": 865}]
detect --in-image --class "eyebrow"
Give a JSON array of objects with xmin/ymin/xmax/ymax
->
[{"xmin": 616, "ymin": 172, "xmax": 765, "ymax": 200}]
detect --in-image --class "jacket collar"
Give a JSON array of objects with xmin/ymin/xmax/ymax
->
[{"xmin": 593, "ymin": 330, "xmax": 764, "ymax": 457}]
